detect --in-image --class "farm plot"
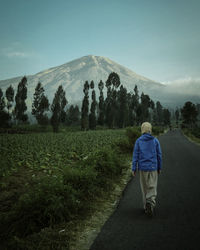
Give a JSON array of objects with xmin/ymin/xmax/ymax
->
[{"xmin": 0, "ymin": 129, "xmax": 129, "ymax": 249}]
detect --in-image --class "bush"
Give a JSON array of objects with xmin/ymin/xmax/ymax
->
[
  {"xmin": 63, "ymin": 165, "xmax": 98, "ymax": 206},
  {"xmin": 191, "ymin": 127, "xmax": 200, "ymax": 138},
  {"xmin": 120, "ymin": 127, "xmax": 141, "ymax": 152},
  {"xmin": 0, "ymin": 145, "xmax": 127, "ymax": 249},
  {"xmin": 152, "ymin": 126, "xmax": 164, "ymax": 136},
  {"xmin": 184, "ymin": 127, "xmax": 200, "ymax": 139},
  {"xmin": 0, "ymin": 175, "xmax": 79, "ymax": 240}
]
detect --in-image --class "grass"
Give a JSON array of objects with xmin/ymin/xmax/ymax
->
[{"xmin": 182, "ymin": 128, "xmax": 200, "ymax": 145}]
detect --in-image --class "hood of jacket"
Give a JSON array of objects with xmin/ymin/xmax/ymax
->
[{"xmin": 140, "ymin": 133, "xmax": 154, "ymax": 141}]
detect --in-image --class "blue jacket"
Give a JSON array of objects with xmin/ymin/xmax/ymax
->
[{"xmin": 132, "ymin": 133, "xmax": 162, "ymax": 172}]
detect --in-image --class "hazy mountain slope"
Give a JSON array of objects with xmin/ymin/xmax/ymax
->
[
  {"xmin": 0, "ymin": 55, "xmax": 199, "ymax": 109},
  {"xmin": 0, "ymin": 55, "xmax": 164, "ymax": 107}
]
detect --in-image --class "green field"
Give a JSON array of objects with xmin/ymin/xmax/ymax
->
[
  {"xmin": 0, "ymin": 129, "xmax": 132, "ymax": 249},
  {"xmin": 0, "ymin": 129, "xmax": 126, "ymax": 178}
]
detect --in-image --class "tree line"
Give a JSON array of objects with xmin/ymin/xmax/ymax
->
[
  {"xmin": 81, "ymin": 72, "xmax": 172, "ymax": 130},
  {"xmin": 0, "ymin": 72, "xmax": 199, "ymax": 132}
]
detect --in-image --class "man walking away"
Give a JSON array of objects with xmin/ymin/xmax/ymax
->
[{"xmin": 132, "ymin": 122, "xmax": 162, "ymax": 217}]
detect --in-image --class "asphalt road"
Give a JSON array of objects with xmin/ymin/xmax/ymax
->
[{"xmin": 90, "ymin": 129, "xmax": 200, "ymax": 250}]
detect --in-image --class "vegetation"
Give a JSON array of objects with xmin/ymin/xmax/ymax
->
[
  {"xmin": 14, "ymin": 76, "xmax": 28, "ymax": 124},
  {"xmin": 0, "ymin": 72, "xmax": 176, "ymax": 133},
  {"xmin": 181, "ymin": 101, "xmax": 198, "ymax": 128},
  {"xmin": 32, "ymin": 82, "xmax": 49, "ymax": 128},
  {"xmin": 50, "ymin": 85, "xmax": 67, "ymax": 132},
  {"xmin": 0, "ymin": 129, "xmax": 134, "ymax": 249},
  {"xmin": 81, "ymin": 81, "xmax": 90, "ymax": 130}
]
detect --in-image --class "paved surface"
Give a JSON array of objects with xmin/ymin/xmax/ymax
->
[{"xmin": 90, "ymin": 130, "xmax": 200, "ymax": 250}]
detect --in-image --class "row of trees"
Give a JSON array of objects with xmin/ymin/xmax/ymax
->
[
  {"xmin": 0, "ymin": 77, "xmax": 80, "ymax": 132},
  {"xmin": 1, "ymin": 72, "xmax": 199, "ymax": 132},
  {"xmin": 180, "ymin": 102, "xmax": 199, "ymax": 128},
  {"xmin": 81, "ymin": 72, "xmax": 172, "ymax": 130},
  {"xmin": 0, "ymin": 77, "xmax": 28, "ymax": 127}
]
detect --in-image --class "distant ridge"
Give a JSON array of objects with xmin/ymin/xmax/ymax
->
[
  {"xmin": 0, "ymin": 55, "xmax": 199, "ymax": 108},
  {"xmin": 0, "ymin": 55, "xmax": 163, "ymax": 106}
]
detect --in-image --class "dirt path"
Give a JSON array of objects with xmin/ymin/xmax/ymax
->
[{"xmin": 90, "ymin": 129, "xmax": 200, "ymax": 250}]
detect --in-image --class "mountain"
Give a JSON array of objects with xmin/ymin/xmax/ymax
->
[
  {"xmin": 0, "ymin": 55, "xmax": 199, "ymax": 109},
  {"xmin": 0, "ymin": 55, "xmax": 164, "ymax": 108}
]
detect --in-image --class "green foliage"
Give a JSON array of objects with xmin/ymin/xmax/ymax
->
[
  {"xmin": 0, "ymin": 129, "xmax": 128, "ymax": 248},
  {"xmin": 32, "ymin": 82, "xmax": 49, "ymax": 127},
  {"xmin": 98, "ymin": 80, "xmax": 105, "ymax": 126},
  {"xmin": 152, "ymin": 126, "xmax": 164, "ymax": 136},
  {"xmin": 181, "ymin": 101, "xmax": 198, "ymax": 128},
  {"xmin": 155, "ymin": 101, "xmax": 163, "ymax": 126},
  {"xmin": 126, "ymin": 127, "xmax": 141, "ymax": 147},
  {"xmin": 6, "ymin": 85, "xmax": 15, "ymax": 113},
  {"xmin": 117, "ymin": 85, "xmax": 128, "ymax": 128},
  {"xmin": 140, "ymin": 92, "xmax": 151, "ymax": 122},
  {"xmin": 0, "ymin": 88, "xmax": 11, "ymax": 128},
  {"xmin": 66, "ymin": 105, "xmax": 80, "ymax": 126},
  {"xmin": 105, "ymin": 72, "xmax": 121, "ymax": 128},
  {"xmin": 163, "ymin": 108, "xmax": 171, "ymax": 126},
  {"xmin": 81, "ymin": 81, "xmax": 90, "ymax": 130},
  {"xmin": 117, "ymin": 127, "xmax": 141, "ymax": 152},
  {"xmin": 14, "ymin": 76, "xmax": 28, "ymax": 124},
  {"xmin": 51, "ymin": 85, "xmax": 67, "ymax": 132},
  {"xmin": 191, "ymin": 127, "xmax": 200, "ymax": 138},
  {"xmin": 184, "ymin": 127, "xmax": 200, "ymax": 139},
  {"xmin": 89, "ymin": 89, "xmax": 97, "ymax": 129}
]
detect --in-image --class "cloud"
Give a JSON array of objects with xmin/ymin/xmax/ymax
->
[
  {"xmin": 162, "ymin": 77, "xmax": 200, "ymax": 96},
  {"xmin": 162, "ymin": 77, "xmax": 200, "ymax": 86},
  {"xmin": 1, "ymin": 44, "xmax": 36, "ymax": 59},
  {"xmin": 6, "ymin": 51, "xmax": 29, "ymax": 58}
]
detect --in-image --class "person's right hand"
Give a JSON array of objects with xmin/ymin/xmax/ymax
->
[
  {"xmin": 157, "ymin": 169, "xmax": 161, "ymax": 174},
  {"xmin": 132, "ymin": 170, "xmax": 136, "ymax": 177}
]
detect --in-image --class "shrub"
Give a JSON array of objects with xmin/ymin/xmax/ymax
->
[
  {"xmin": 191, "ymin": 127, "xmax": 200, "ymax": 138},
  {"xmin": 0, "ymin": 175, "xmax": 79, "ymax": 242},
  {"xmin": 63, "ymin": 165, "xmax": 98, "ymax": 206},
  {"xmin": 121, "ymin": 127, "xmax": 141, "ymax": 152},
  {"xmin": 152, "ymin": 126, "xmax": 164, "ymax": 136}
]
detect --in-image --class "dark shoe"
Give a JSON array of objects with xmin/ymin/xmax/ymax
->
[{"xmin": 146, "ymin": 202, "xmax": 153, "ymax": 217}]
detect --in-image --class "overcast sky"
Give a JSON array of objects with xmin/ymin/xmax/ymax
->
[{"xmin": 0, "ymin": 0, "xmax": 199, "ymax": 83}]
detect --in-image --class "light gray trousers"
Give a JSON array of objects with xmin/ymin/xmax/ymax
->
[{"xmin": 139, "ymin": 170, "xmax": 158, "ymax": 208}]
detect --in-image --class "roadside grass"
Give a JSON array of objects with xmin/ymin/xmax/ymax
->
[{"xmin": 182, "ymin": 128, "xmax": 200, "ymax": 145}]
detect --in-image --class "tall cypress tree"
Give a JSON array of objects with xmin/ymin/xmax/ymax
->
[
  {"xmin": 51, "ymin": 85, "xmax": 67, "ymax": 132},
  {"xmin": 81, "ymin": 81, "xmax": 89, "ymax": 130},
  {"xmin": 32, "ymin": 82, "xmax": 49, "ymax": 126},
  {"xmin": 140, "ymin": 92, "xmax": 151, "ymax": 122},
  {"xmin": 181, "ymin": 101, "xmax": 198, "ymax": 128},
  {"xmin": 66, "ymin": 105, "xmax": 80, "ymax": 126},
  {"xmin": 0, "ymin": 88, "xmax": 10, "ymax": 127},
  {"xmin": 0, "ymin": 89, "xmax": 5, "ymax": 111},
  {"xmin": 156, "ymin": 101, "xmax": 163, "ymax": 126},
  {"xmin": 6, "ymin": 85, "xmax": 14, "ymax": 115},
  {"xmin": 105, "ymin": 72, "xmax": 121, "ymax": 128},
  {"xmin": 126, "ymin": 92, "xmax": 135, "ymax": 126},
  {"xmin": 175, "ymin": 109, "xmax": 180, "ymax": 126},
  {"xmin": 14, "ymin": 76, "xmax": 28, "ymax": 124},
  {"xmin": 89, "ymin": 81, "xmax": 97, "ymax": 129},
  {"xmin": 163, "ymin": 108, "xmax": 171, "ymax": 126},
  {"xmin": 98, "ymin": 80, "xmax": 105, "ymax": 126},
  {"xmin": 117, "ymin": 85, "xmax": 128, "ymax": 128}
]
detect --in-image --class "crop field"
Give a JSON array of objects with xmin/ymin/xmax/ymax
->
[
  {"xmin": 0, "ymin": 129, "xmax": 126, "ymax": 178},
  {"xmin": 0, "ymin": 129, "xmax": 131, "ymax": 249}
]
